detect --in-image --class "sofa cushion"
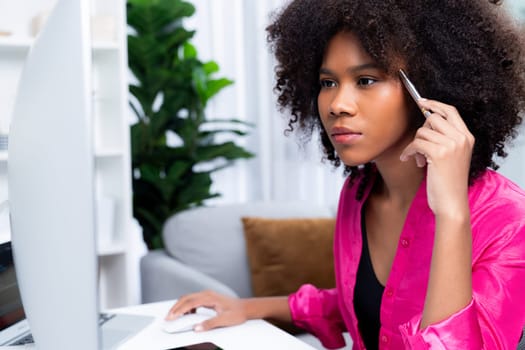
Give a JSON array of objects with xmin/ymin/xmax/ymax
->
[
  {"xmin": 242, "ymin": 216, "xmax": 336, "ymax": 297},
  {"xmin": 162, "ymin": 201, "xmax": 334, "ymax": 298}
]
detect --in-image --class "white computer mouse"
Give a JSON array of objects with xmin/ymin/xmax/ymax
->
[{"xmin": 161, "ymin": 312, "xmax": 214, "ymax": 334}]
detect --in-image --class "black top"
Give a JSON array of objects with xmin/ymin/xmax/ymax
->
[{"xmin": 353, "ymin": 213, "xmax": 385, "ymax": 350}]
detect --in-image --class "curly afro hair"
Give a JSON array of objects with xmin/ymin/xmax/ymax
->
[{"xmin": 266, "ymin": 0, "xmax": 525, "ymax": 192}]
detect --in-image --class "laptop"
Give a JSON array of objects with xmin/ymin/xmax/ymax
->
[{"xmin": 0, "ymin": 241, "xmax": 154, "ymax": 349}]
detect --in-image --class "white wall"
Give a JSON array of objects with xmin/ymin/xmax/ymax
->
[{"xmin": 491, "ymin": 0, "xmax": 525, "ymax": 188}]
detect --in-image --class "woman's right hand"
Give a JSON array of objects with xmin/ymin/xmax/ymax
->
[{"xmin": 165, "ymin": 290, "xmax": 248, "ymax": 332}]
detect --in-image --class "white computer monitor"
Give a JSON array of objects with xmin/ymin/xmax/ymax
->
[{"xmin": 7, "ymin": 0, "xmax": 100, "ymax": 349}]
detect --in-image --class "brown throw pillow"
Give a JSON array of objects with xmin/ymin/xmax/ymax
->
[{"xmin": 241, "ymin": 216, "xmax": 336, "ymax": 298}]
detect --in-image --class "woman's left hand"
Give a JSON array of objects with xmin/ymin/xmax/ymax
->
[{"xmin": 400, "ymin": 98, "xmax": 475, "ymax": 218}]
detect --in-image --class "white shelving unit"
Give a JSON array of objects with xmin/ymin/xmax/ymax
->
[{"xmin": 0, "ymin": 0, "xmax": 136, "ymax": 309}]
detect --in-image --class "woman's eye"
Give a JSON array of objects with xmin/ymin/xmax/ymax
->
[
  {"xmin": 357, "ymin": 77, "xmax": 377, "ymax": 86},
  {"xmin": 320, "ymin": 79, "xmax": 336, "ymax": 88}
]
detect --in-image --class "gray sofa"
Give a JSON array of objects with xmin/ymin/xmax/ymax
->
[
  {"xmin": 140, "ymin": 201, "xmax": 353, "ymax": 349},
  {"xmin": 141, "ymin": 201, "xmax": 337, "ymax": 301}
]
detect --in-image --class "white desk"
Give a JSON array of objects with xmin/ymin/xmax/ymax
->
[{"xmin": 113, "ymin": 301, "xmax": 317, "ymax": 350}]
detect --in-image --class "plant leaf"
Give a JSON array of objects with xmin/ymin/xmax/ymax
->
[{"xmin": 195, "ymin": 142, "xmax": 255, "ymax": 161}]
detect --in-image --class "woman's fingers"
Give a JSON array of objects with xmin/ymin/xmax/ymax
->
[
  {"xmin": 197, "ymin": 316, "xmax": 223, "ymax": 332},
  {"xmin": 400, "ymin": 137, "xmax": 434, "ymax": 165},
  {"xmin": 165, "ymin": 290, "xmax": 246, "ymax": 332},
  {"xmin": 401, "ymin": 98, "xmax": 474, "ymax": 166},
  {"xmin": 418, "ymin": 98, "xmax": 470, "ymax": 134},
  {"xmin": 197, "ymin": 311, "xmax": 243, "ymax": 332},
  {"xmin": 166, "ymin": 290, "xmax": 218, "ymax": 320}
]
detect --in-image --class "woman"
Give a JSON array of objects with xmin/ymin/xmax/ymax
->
[{"xmin": 166, "ymin": 0, "xmax": 525, "ymax": 348}]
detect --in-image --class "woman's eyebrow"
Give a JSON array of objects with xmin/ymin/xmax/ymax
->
[
  {"xmin": 319, "ymin": 62, "xmax": 380, "ymax": 75},
  {"xmin": 348, "ymin": 63, "xmax": 380, "ymax": 73}
]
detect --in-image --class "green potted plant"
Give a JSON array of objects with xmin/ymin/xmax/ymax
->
[{"xmin": 127, "ymin": 0, "xmax": 254, "ymax": 250}]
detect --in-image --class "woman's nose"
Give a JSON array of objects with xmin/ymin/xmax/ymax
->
[{"xmin": 329, "ymin": 88, "xmax": 358, "ymax": 117}]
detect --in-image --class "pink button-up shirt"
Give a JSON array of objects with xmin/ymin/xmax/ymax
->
[{"xmin": 289, "ymin": 169, "xmax": 525, "ymax": 349}]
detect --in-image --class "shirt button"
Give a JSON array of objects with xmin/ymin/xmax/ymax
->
[
  {"xmin": 401, "ymin": 238, "xmax": 410, "ymax": 247},
  {"xmin": 381, "ymin": 335, "xmax": 389, "ymax": 343},
  {"xmin": 385, "ymin": 288, "xmax": 394, "ymax": 297}
]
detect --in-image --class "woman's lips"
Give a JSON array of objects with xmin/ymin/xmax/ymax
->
[{"xmin": 331, "ymin": 126, "xmax": 362, "ymax": 144}]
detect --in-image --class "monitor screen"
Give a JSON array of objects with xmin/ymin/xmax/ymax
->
[{"xmin": 0, "ymin": 242, "xmax": 25, "ymax": 332}]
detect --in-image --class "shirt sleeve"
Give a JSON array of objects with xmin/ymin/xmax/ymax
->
[
  {"xmin": 399, "ymin": 220, "xmax": 525, "ymax": 349},
  {"xmin": 288, "ymin": 284, "xmax": 347, "ymax": 349}
]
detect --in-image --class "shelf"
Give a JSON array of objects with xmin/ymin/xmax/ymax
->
[
  {"xmin": 95, "ymin": 149, "xmax": 123, "ymax": 158},
  {"xmin": 97, "ymin": 243, "xmax": 126, "ymax": 256},
  {"xmin": 0, "ymin": 152, "xmax": 7, "ymax": 162},
  {"xmin": 92, "ymin": 41, "xmax": 120, "ymax": 51},
  {"xmin": 0, "ymin": 36, "xmax": 118, "ymax": 52},
  {"xmin": 0, "ymin": 36, "xmax": 32, "ymax": 52}
]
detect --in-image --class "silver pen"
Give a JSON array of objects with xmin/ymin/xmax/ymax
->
[{"xmin": 399, "ymin": 69, "xmax": 432, "ymax": 118}]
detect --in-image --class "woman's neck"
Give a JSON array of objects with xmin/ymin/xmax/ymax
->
[{"xmin": 372, "ymin": 160, "xmax": 425, "ymax": 209}]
